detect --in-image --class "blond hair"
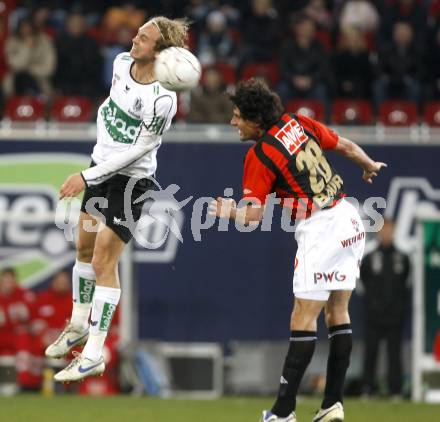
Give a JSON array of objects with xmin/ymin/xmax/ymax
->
[{"xmin": 150, "ymin": 16, "xmax": 190, "ymax": 51}]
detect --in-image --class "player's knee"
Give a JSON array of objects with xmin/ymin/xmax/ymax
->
[
  {"xmin": 91, "ymin": 254, "xmax": 114, "ymax": 278},
  {"xmin": 325, "ymin": 309, "xmax": 349, "ymax": 327}
]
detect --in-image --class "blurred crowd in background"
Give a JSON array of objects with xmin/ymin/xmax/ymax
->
[
  {"xmin": 0, "ymin": 268, "xmax": 120, "ymax": 394},
  {"xmin": 0, "ymin": 0, "xmax": 439, "ymax": 123}
]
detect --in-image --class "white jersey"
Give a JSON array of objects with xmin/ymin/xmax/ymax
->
[{"xmin": 82, "ymin": 52, "xmax": 177, "ymax": 186}]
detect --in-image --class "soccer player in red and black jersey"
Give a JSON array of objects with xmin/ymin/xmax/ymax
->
[{"xmin": 209, "ymin": 79, "xmax": 386, "ymax": 422}]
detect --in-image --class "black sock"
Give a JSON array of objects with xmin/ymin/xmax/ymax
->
[
  {"xmin": 271, "ymin": 330, "xmax": 317, "ymax": 417},
  {"xmin": 321, "ymin": 323, "xmax": 353, "ymax": 409}
]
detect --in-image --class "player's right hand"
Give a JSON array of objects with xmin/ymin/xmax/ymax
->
[
  {"xmin": 208, "ymin": 197, "xmax": 236, "ymax": 219},
  {"xmin": 363, "ymin": 162, "xmax": 387, "ymax": 184}
]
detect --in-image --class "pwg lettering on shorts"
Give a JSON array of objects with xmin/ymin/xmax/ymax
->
[{"xmin": 313, "ymin": 271, "xmax": 346, "ymax": 284}]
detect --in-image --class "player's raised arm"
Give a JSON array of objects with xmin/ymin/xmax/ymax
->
[{"xmin": 334, "ymin": 136, "xmax": 387, "ymax": 184}]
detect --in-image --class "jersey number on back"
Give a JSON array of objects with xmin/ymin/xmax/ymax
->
[{"xmin": 296, "ymin": 139, "xmax": 332, "ymax": 193}]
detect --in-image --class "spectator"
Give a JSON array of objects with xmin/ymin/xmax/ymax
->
[
  {"xmin": 102, "ymin": 25, "xmax": 133, "ymax": 89},
  {"xmin": 0, "ymin": 268, "xmax": 34, "ymax": 355},
  {"xmin": 3, "ymin": 17, "xmax": 56, "ymax": 98},
  {"xmin": 197, "ymin": 10, "xmax": 237, "ymax": 66},
  {"xmin": 332, "ymin": 27, "xmax": 373, "ymax": 99},
  {"xmin": 184, "ymin": 0, "xmax": 212, "ymax": 34},
  {"xmin": 339, "ymin": 0, "xmax": 380, "ymax": 33},
  {"xmin": 373, "ymin": 21, "xmax": 423, "ymax": 107},
  {"xmin": 240, "ymin": 0, "xmax": 279, "ymax": 64},
  {"xmin": 31, "ymin": 271, "xmax": 72, "ymax": 350},
  {"xmin": 101, "ymin": 1, "xmax": 145, "ymax": 43},
  {"xmin": 187, "ymin": 67, "xmax": 232, "ymax": 123},
  {"xmin": 54, "ymin": 12, "xmax": 103, "ymax": 97},
  {"xmin": 380, "ymin": 0, "xmax": 427, "ymax": 47},
  {"xmin": 0, "ymin": 267, "xmax": 37, "ymax": 390},
  {"xmin": 425, "ymin": 23, "xmax": 440, "ymax": 100},
  {"xmin": 360, "ymin": 219, "xmax": 411, "ymax": 398},
  {"xmin": 277, "ymin": 14, "xmax": 331, "ymax": 104},
  {"xmin": 304, "ymin": 0, "xmax": 332, "ymax": 30}
]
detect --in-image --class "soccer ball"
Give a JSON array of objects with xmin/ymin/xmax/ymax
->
[{"xmin": 154, "ymin": 47, "xmax": 201, "ymax": 92}]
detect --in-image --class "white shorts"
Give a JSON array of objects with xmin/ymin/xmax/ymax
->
[{"xmin": 293, "ymin": 199, "xmax": 365, "ymax": 301}]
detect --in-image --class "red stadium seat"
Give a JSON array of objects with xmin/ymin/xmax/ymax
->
[
  {"xmin": 215, "ymin": 62, "xmax": 236, "ymax": 86},
  {"xmin": 378, "ymin": 100, "xmax": 418, "ymax": 126},
  {"xmin": 423, "ymin": 101, "xmax": 440, "ymax": 127},
  {"xmin": 315, "ymin": 29, "xmax": 332, "ymax": 51},
  {"xmin": 175, "ymin": 92, "xmax": 188, "ymax": 121},
  {"xmin": 201, "ymin": 63, "xmax": 236, "ymax": 87},
  {"xmin": 241, "ymin": 62, "xmax": 279, "ymax": 86},
  {"xmin": 51, "ymin": 96, "xmax": 93, "ymax": 123},
  {"xmin": 4, "ymin": 96, "xmax": 45, "ymax": 122},
  {"xmin": 285, "ymin": 99, "xmax": 325, "ymax": 122},
  {"xmin": 332, "ymin": 99, "xmax": 373, "ymax": 125}
]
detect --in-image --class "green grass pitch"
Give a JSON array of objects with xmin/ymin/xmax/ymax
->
[{"xmin": 1, "ymin": 396, "xmax": 439, "ymax": 422}]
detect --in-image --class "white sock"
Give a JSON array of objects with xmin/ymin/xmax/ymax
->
[
  {"xmin": 82, "ymin": 285, "xmax": 121, "ymax": 361},
  {"xmin": 70, "ymin": 260, "xmax": 96, "ymax": 331}
]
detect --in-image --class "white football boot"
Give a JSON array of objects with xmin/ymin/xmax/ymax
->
[
  {"xmin": 54, "ymin": 351, "xmax": 105, "ymax": 383},
  {"xmin": 312, "ymin": 402, "xmax": 344, "ymax": 422},
  {"xmin": 45, "ymin": 323, "xmax": 89, "ymax": 358},
  {"xmin": 260, "ymin": 410, "xmax": 297, "ymax": 422}
]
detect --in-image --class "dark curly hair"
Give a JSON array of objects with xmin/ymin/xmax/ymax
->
[{"xmin": 228, "ymin": 78, "xmax": 284, "ymax": 130}]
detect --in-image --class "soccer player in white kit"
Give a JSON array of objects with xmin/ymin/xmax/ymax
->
[
  {"xmin": 45, "ymin": 17, "xmax": 188, "ymax": 382},
  {"xmin": 209, "ymin": 79, "xmax": 387, "ymax": 422}
]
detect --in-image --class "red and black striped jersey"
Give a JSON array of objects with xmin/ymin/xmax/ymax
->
[{"xmin": 242, "ymin": 112, "xmax": 345, "ymax": 219}]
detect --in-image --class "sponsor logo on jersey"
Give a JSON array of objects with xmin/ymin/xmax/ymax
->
[
  {"xmin": 274, "ymin": 119, "xmax": 308, "ymax": 155},
  {"xmin": 341, "ymin": 231, "xmax": 365, "ymax": 248},
  {"xmin": 313, "ymin": 271, "xmax": 346, "ymax": 284},
  {"xmin": 101, "ymin": 98, "xmax": 142, "ymax": 144},
  {"xmin": 351, "ymin": 218, "xmax": 360, "ymax": 233},
  {"xmin": 128, "ymin": 97, "xmax": 143, "ymax": 119}
]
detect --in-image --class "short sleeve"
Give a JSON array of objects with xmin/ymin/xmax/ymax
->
[
  {"xmin": 242, "ymin": 146, "xmax": 276, "ymax": 204},
  {"xmin": 297, "ymin": 114, "xmax": 339, "ymax": 150},
  {"xmin": 143, "ymin": 94, "xmax": 177, "ymax": 136}
]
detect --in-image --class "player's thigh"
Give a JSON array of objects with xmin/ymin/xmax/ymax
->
[
  {"xmin": 325, "ymin": 290, "xmax": 352, "ymax": 326},
  {"xmin": 290, "ymin": 297, "xmax": 326, "ymax": 331},
  {"xmin": 92, "ymin": 225, "xmax": 126, "ymax": 272},
  {"xmin": 76, "ymin": 211, "xmax": 100, "ymax": 263}
]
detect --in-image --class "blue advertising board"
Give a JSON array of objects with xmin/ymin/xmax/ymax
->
[{"xmin": 1, "ymin": 139, "xmax": 439, "ymax": 343}]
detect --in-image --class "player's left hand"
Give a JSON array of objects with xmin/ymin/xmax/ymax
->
[
  {"xmin": 59, "ymin": 173, "xmax": 85, "ymax": 199},
  {"xmin": 208, "ymin": 197, "xmax": 236, "ymax": 218},
  {"xmin": 363, "ymin": 162, "xmax": 387, "ymax": 184}
]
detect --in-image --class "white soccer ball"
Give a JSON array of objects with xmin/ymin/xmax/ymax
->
[{"xmin": 154, "ymin": 47, "xmax": 201, "ymax": 92}]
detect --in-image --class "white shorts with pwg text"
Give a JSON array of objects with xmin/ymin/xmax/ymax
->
[{"xmin": 293, "ymin": 199, "xmax": 365, "ymax": 301}]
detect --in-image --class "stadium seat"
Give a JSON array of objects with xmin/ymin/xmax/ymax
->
[
  {"xmin": 285, "ymin": 99, "xmax": 325, "ymax": 121},
  {"xmin": 175, "ymin": 92, "xmax": 188, "ymax": 121},
  {"xmin": 378, "ymin": 100, "xmax": 418, "ymax": 126},
  {"xmin": 51, "ymin": 96, "xmax": 93, "ymax": 123},
  {"xmin": 423, "ymin": 101, "xmax": 440, "ymax": 126},
  {"xmin": 332, "ymin": 99, "xmax": 373, "ymax": 125},
  {"xmin": 214, "ymin": 62, "xmax": 236, "ymax": 86},
  {"xmin": 201, "ymin": 63, "xmax": 236, "ymax": 87},
  {"xmin": 4, "ymin": 96, "xmax": 45, "ymax": 122},
  {"xmin": 315, "ymin": 29, "xmax": 332, "ymax": 51},
  {"xmin": 241, "ymin": 62, "xmax": 279, "ymax": 86}
]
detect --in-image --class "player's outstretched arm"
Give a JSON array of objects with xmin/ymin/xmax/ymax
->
[
  {"xmin": 208, "ymin": 197, "xmax": 264, "ymax": 225},
  {"xmin": 334, "ymin": 136, "xmax": 387, "ymax": 184}
]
